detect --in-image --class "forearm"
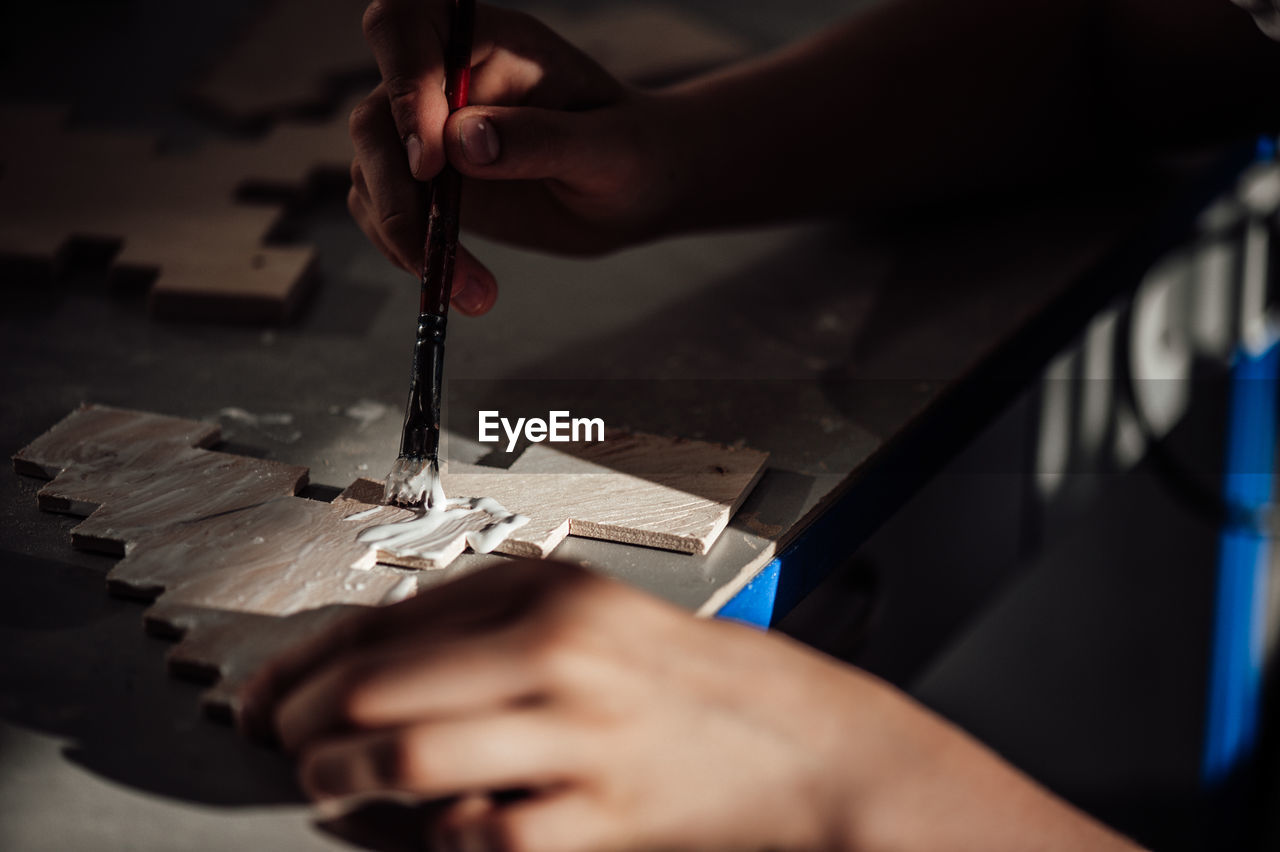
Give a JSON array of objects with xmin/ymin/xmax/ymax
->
[
  {"xmin": 841, "ymin": 684, "xmax": 1145, "ymax": 851},
  {"xmin": 818, "ymin": 669, "xmax": 1145, "ymax": 852},
  {"xmin": 645, "ymin": 0, "xmax": 1101, "ymax": 231},
  {"xmin": 642, "ymin": 0, "xmax": 1280, "ymax": 234}
]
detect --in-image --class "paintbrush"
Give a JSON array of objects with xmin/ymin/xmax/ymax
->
[{"xmin": 384, "ymin": 0, "xmax": 476, "ymax": 508}]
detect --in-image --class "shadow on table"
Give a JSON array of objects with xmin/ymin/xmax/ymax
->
[
  {"xmin": 315, "ymin": 799, "xmax": 447, "ymax": 852},
  {"xmin": 0, "ymin": 549, "xmax": 304, "ymax": 807}
]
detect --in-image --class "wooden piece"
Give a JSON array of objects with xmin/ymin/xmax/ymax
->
[
  {"xmin": 437, "ymin": 431, "xmax": 768, "ymax": 557},
  {"xmin": 189, "ymin": 0, "xmax": 751, "ymax": 124},
  {"xmin": 189, "ymin": 0, "xmax": 376, "ymax": 127},
  {"xmin": 12, "ymin": 405, "xmax": 767, "ymax": 718},
  {"xmin": 0, "ymin": 104, "xmax": 354, "ymax": 323},
  {"xmin": 161, "ymin": 604, "xmax": 370, "ymax": 720},
  {"xmin": 12, "ymin": 405, "xmax": 417, "ymax": 714}
]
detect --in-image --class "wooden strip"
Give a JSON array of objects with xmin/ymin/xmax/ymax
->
[
  {"xmin": 350, "ymin": 431, "xmax": 773, "ymax": 558},
  {"xmin": 12, "ymin": 405, "xmax": 767, "ymax": 719}
]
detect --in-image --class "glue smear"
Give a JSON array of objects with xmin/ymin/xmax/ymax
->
[{"xmin": 355, "ymin": 488, "xmax": 529, "ymax": 564}]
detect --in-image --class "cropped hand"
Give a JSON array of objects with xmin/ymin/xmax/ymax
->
[
  {"xmin": 348, "ymin": 1, "xmax": 676, "ymax": 315},
  {"xmin": 239, "ymin": 561, "xmax": 1141, "ymax": 852}
]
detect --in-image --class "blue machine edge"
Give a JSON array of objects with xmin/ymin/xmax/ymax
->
[{"xmin": 1202, "ymin": 343, "xmax": 1279, "ymax": 787}]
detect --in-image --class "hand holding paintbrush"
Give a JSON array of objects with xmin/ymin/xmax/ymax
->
[{"xmin": 383, "ymin": 0, "xmax": 476, "ymax": 507}]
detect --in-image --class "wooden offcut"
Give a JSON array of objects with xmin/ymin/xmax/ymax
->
[
  {"xmin": 12, "ymin": 404, "xmax": 767, "ymax": 717},
  {"xmin": 0, "ymin": 105, "xmax": 353, "ymax": 322},
  {"xmin": 188, "ymin": 0, "xmax": 376, "ymax": 127},
  {"xmin": 438, "ymin": 431, "xmax": 768, "ymax": 556}
]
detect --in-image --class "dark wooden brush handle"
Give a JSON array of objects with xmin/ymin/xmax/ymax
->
[{"xmin": 399, "ymin": 0, "xmax": 476, "ymax": 461}]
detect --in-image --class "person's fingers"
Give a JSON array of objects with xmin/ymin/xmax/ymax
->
[
  {"xmin": 348, "ymin": 184, "xmax": 412, "ymax": 274},
  {"xmin": 365, "ymin": 2, "xmax": 583, "ymax": 178},
  {"xmin": 466, "ymin": 20, "xmax": 596, "ymax": 109},
  {"xmin": 465, "ymin": 8, "xmax": 623, "ymax": 111},
  {"xmin": 451, "ymin": 243, "xmax": 498, "ymax": 315},
  {"xmin": 430, "ymin": 794, "xmax": 496, "ymax": 852},
  {"xmin": 350, "ymin": 159, "xmax": 367, "ymax": 200},
  {"xmin": 361, "ymin": 0, "xmax": 453, "ymax": 179},
  {"xmin": 348, "ymin": 89, "xmax": 425, "ymax": 270},
  {"xmin": 239, "ymin": 586, "xmax": 484, "ymax": 742},
  {"xmin": 274, "ymin": 623, "xmax": 543, "ymax": 753},
  {"xmin": 297, "ymin": 710, "xmax": 584, "ymax": 800},
  {"xmin": 444, "ymin": 105, "xmax": 639, "ymax": 186},
  {"xmin": 483, "ymin": 791, "xmax": 615, "ymax": 852},
  {"xmin": 239, "ymin": 562, "xmax": 584, "ymax": 742},
  {"xmin": 352, "ymin": 156, "xmax": 497, "ymax": 301}
]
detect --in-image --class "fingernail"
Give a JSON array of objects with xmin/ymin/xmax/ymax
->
[
  {"xmin": 452, "ymin": 276, "xmax": 487, "ymax": 314},
  {"xmin": 459, "ymin": 116, "xmax": 499, "ymax": 165},
  {"xmin": 405, "ymin": 134, "xmax": 423, "ymax": 176}
]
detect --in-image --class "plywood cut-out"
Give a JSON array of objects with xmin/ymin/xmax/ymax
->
[
  {"xmin": 190, "ymin": 0, "xmax": 751, "ymax": 124},
  {"xmin": 0, "ymin": 104, "xmax": 354, "ymax": 322},
  {"xmin": 189, "ymin": 0, "xmax": 377, "ymax": 127},
  {"xmin": 436, "ymin": 430, "xmax": 768, "ymax": 557},
  {"xmin": 12, "ymin": 404, "xmax": 766, "ymax": 718},
  {"xmin": 11, "ymin": 404, "xmax": 420, "ymax": 716}
]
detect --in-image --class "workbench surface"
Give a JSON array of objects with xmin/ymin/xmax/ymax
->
[{"xmin": 0, "ymin": 0, "xmax": 1236, "ymax": 848}]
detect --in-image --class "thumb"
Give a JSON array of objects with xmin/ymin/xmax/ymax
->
[{"xmin": 444, "ymin": 105, "xmax": 627, "ymax": 184}]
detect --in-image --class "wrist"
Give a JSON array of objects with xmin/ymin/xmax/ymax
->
[
  {"xmin": 640, "ymin": 63, "xmax": 795, "ymax": 236},
  {"xmin": 825, "ymin": 679, "xmax": 1147, "ymax": 852},
  {"xmin": 821, "ymin": 676, "xmax": 935, "ymax": 852},
  {"xmin": 610, "ymin": 87, "xmax": 703, "ymax": 243}
]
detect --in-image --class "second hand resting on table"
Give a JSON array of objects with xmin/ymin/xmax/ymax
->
[
  {"xmin": 239, "ymin": 561, "xmax": 1138, "ymax": 852},
  {"xmin": 246, "ymin": 0, "xmax": 1280, "ymax": 848}
]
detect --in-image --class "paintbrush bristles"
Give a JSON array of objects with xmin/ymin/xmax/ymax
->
[{"xmin": 383, "ymin": 457, "xmax": 446, "ymax": 508}]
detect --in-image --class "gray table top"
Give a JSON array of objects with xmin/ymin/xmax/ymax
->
[
  {"xmin": 0, "ymin": 172, "xmax": 1204, "ymax": 850},
  {"xmin": 0, "ymin": 0, "xmax": 1232, "ymax": 848}
]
